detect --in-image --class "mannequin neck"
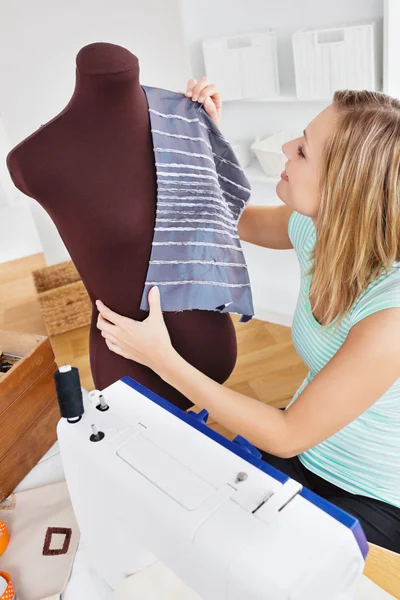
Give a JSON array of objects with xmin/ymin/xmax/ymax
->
[{"xmin": 69, "ymin": 42, "xmax": 145, "ymax": 111}]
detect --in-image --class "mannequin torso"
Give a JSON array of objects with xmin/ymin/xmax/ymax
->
[{"xmin": 6, "ymin": 42, "xmax": 237, "ymax": 410}]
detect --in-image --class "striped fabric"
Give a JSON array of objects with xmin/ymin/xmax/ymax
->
[
  {"xmin": 288, "ymin": 210, "xmax": 400, "ymax": 508},
  {"xmin": 140, "ymin": 86, "xmax": 254, "ymax": 322}
]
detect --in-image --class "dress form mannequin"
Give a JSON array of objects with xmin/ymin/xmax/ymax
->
[{"xmin": 6, "ymin": 42, "xmax": 237, "ymax": 410}]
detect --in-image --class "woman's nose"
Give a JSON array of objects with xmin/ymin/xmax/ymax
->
[
  {"xmin": 282, "ymin": 138, "xmax": 299, "ymax": 159},
  {"xmin": 282, "ymin": 141, "xmax": 290, "ymax": 158}
]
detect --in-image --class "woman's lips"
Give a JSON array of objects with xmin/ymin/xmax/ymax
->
[{"xmin": 281, "ymin": 170, "xmax": 289, "ymax": 182}]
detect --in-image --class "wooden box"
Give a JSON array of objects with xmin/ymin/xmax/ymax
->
[
  {"xmin": 0, "ymin": 330, "xmax": 59, "ymax": 502},
  {"xmin": 32, "ymin": 260, "xmax": 92, "ymax": 336}
]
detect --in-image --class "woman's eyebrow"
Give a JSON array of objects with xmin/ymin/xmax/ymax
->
[{"xmin": 303, "ymin": 129, "xmax": 309, "ymax": 147}]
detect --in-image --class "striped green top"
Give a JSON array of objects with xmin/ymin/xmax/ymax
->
[{"xmin": 288, "ymin": 210, "xmax": 400, "ymax": 508}]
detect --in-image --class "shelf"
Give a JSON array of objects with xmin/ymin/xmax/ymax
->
[
  {"xmin": 226, "ymin": 85, "xmax": 332, "ymax": 104},
  {"xmin": 245, "ymin": 161, "xmax": 280, "ymax": 185},
  {"xmin": 226, "ymin": 84, "xmax": 384, "ymax": 104}
]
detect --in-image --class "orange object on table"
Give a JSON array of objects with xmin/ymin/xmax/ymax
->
[
  {"xmin": 0, "ymin": 522, "xmax": 9, "ymax": 556},
  {"xmin": 0, "ymin": 571, "xmax": 14, "ymax": 600}
]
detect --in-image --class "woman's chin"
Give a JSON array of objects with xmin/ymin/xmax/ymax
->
[{"xmin": 276, "ymin": 180, "xmax": 290, "ymax": 206}]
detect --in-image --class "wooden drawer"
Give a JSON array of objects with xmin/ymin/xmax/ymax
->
[{"xmin": 0, "ymin": 330, "xmax": 59, "ymax": 502}]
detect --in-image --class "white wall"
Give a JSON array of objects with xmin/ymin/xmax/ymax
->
[
  {"xmin": 0, "ymin": 113, "xmax": 43, "ymax": 262},
  {"xmin": 384, "ymin": 0, "xmax": 400, "ymax": 97},
  {"xmin": 0, "ymin": 205, "xmax": 43, "ymax": 263},
  {"xmin": 0, "ymin": 117, "xmax": 17, "ymax": 208},
  {"xmin": 1, "ymin": 0, "xmax": 190, "ymax": 147},
  {"xmin": 0, "ymin": 0, "xmax": 190, "ymax": 265}
]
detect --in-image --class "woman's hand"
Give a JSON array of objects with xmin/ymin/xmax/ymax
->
[
  {"xmin": 184, "ymin": 76, "xmax": 222, "ymax": 127},
  {"xmin": 95, "ymin": 286, "xmax": 176, "ymax": 372}
]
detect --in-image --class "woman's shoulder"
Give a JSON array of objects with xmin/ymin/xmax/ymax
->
[
  {"xmin": 350, "ymin": 264, "xmax": 400, "ymax": 327},
  {"xmin": 288, "ymin": 210, "xmax": 315, "ymax": 252}
]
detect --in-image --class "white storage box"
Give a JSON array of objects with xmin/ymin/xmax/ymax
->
[
  {"xmin": 292, "ymin": 20, "xmax": 383, "ymax": 100},
  {"xmin": 202, "ymin": 30, "xmax": 280, "ymax": 101},
  {"xmin": 251, "ymin": 132, "xmax": 302, "ymax": 178}
]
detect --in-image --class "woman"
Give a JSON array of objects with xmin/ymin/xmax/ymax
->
[{"xmin": 96, "ymin": 77, "xmax": 400, "ymax": 552}]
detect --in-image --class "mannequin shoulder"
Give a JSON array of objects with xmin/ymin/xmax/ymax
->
[
  {"xmin": 6, "ymin": 141, "xmax": 36, "ymax": 198},
  {"xmin": 6, "ymin": 121, "xmax": 59, "ymax": 198}
]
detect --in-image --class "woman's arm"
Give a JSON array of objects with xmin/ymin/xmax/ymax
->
[
  {"xmin": 159, "ymin": 308, "xmax": 400, "ymax": 456},
  {"xmin": 96, "ymin": 294, "xmax": 400, "ymax": 458},
  {"xmin": 238, "ymin": 204, "xmax": 294, "ymax": 249}
]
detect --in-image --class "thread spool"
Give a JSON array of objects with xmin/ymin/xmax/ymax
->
[{"xmin": 54, "ymin": 365, "xmax": 84, "ymax": 423}]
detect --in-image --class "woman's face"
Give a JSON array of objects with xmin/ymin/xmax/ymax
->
[{"xmin": 276, "ymin": 104, "xmax": 338, "ymax": 219}]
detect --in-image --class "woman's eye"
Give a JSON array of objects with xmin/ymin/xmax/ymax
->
[{"xmin": 297, "ymin": 145, "xmax": 305, "ymax": 158}]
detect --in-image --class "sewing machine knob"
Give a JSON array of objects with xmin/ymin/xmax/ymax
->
[
  {"xmin": 97, "ymin": 393, "xmax": 109, "ymax": 412},
  {"xmin": 90, "ymin": 424, "xmax": 105, "ymax": 442},
  {"xmin": 88, "ymin": 390, "xmax": 110, "ymax": 412},
  {"xmin": 235, "ymin": 472, "xmax": 248, "ymax": 484}
]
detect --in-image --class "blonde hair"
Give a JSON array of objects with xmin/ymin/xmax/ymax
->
[{"xmin": 309, "ymin": 89, "xmax": 400, "ymax": 328}]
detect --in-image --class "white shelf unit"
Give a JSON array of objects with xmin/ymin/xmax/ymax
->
[
  {"xmin": 225, "ymin": 84, "xmax": 334, "ymax": 103},
  {"xmin": 180, "ymin": 0, "xmax": 388, "ymax": 326}
]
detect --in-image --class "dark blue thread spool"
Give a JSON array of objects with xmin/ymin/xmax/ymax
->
[{"xmin": 54, "ymin": 365, "xmax": 84, "ymax": 424}]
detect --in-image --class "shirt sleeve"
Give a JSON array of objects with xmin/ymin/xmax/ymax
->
[{"xmin": 350, "ymin": 273, "xmax": 400, "ymax": 328}]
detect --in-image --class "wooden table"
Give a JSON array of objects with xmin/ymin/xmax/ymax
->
[{"xmin": 364, "ymin": 544, "xmax": 400, "ymax": 598}]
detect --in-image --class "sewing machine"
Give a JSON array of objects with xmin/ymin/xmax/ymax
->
[{"xmin": 57, "ymin": 374, "xmax": 369, "ymax": 600}]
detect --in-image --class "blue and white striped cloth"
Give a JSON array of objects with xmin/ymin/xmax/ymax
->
[{"xmin": 140, "ymin": 85, "xmax": 254, "ymax": 322}]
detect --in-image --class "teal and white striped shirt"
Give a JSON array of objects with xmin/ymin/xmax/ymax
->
[{"xmin": 288, "ymin": 210, "xmax": 400, "ymax": 508}]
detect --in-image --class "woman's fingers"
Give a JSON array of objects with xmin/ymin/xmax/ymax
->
[
  {"xmin": 105, "ymin": 337, "xmax": 123, "ymax": 355},
  {"xmin": 184, "ymin": 78, "xmax": 221, "ymax": 107},
  {"xmin": 191, "ymin": 76, "xmax": 209, "ymax": 102},
  {"xmin": 203, "ymin": 97, "xmax": 219, "ymax": 126},
  {"xmin": 101, "ymin": 329, "xmax": 120, "ymax": 346},
  {"xmin": 185, "ymin": 78, "xmax": 197, "ymax": 97},
  {"xmin": 96, "ymin": 300, "xmax": 124, "ymax": 327},
  {"xmin": 97, "ymin": 313, "xmax": 119, "ymax": 336},
  {"xmin": 197, "ymin": 84, "xmax": 220, "ymax": 106}
]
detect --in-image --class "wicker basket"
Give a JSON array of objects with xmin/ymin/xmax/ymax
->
[{"xmin": 32, "ymin": 261, "xmax": 92, "ymax": 336}]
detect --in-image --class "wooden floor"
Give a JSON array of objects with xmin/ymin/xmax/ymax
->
[{"xmin": 0, "ymin": 253, "xmax": 399, "ymax": 596}]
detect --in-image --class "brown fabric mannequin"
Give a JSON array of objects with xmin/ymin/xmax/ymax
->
[{"xmin": 6, "ymin": 42, "xmax": 237, "ymax": 410}]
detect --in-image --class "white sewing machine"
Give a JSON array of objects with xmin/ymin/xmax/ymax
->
[{"xmin": 57, "ymin": 374, "xmax": 369, "ymax": 600}]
